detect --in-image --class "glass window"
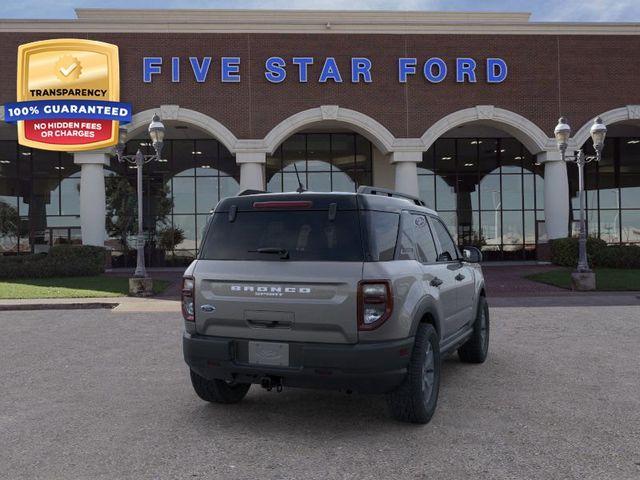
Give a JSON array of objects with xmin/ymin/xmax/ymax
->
[
  {"xmin": 268, "ymin": 133, "xmax": 371, "ymax": 193},
  {"xmin": 599, "ymin": 210, "xmax": 620, "ymax": 243},
  {"xmin": 201, "ymin": 210, "xmax": 364, "ymax": 262},
  {"xmin": 502, "ymin": 175, "xmax": 523, "ymax": 210},
  {"xmin": 431, "ymin": 217, "xmax": 458, "ymax": 261},
  {"xmin": 418, "ymin": 175, "xmax": 435, "ymax": 209},
  {"xmin": 0, "ymin": 141, "xmax": 18, "ymax": 177},
  {"xmin": 434, "ymin": 139, "xmax": 456, "ymax": 176},
  {"xmin": 621, "ymin": 210, "xmax": 640, "ymax": 243},
  {"xmin": 411, "ymin": 214, "xmax": 438, "ymax": 263},
  {"xmin": 173, "ymin": 140, "xmax": 195, "ymax": 176},
  {"xmin": 435, "ymin": 176, "xmax": 456, "ymax": 210},
  {"xmin": 172, "ymin": 177, "xmax": 195, "ymax": 214},
  {"xmin": 620, "ymin": 174, "xmax": 640, "ymax": 209},
  {"xmin": 196, "ymin": 177, "xmax": 219, "ymax": 214},
  {"xmin": 365, "ymin": 211, "xmax": 399, "ymax": 261},
  {"xmin": 307, "ymin": 134, "xmax": 331, "ymax": 171},
  {"xmin": 480, "ymin": 175, "xmax": 501, "ymax": 211}
]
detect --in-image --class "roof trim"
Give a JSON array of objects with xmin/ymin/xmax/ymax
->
[{"xmin": 0, "ymin": 9, "xmax": 638, "ymax": 35}]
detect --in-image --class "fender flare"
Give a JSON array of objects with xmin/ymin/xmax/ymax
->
[{"xmin": 409, "ymin": 295, "xmax": 442, "ymax": 339}]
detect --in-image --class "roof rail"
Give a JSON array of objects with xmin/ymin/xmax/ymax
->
[{"xmin": 357, "ymin": 186, "xmax": 426, "ymax": 207}]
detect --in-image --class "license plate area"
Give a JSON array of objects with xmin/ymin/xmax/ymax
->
[{"xmin": 248, "ymin": 341, "xmax": 290, "ymax": 367}]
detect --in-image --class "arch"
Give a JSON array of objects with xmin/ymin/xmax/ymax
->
[
  {"xmin": 263, "ymin": 105, "xmax": 396, "ymax": 155},
  {"xmin": 420, "ymin": 106, "xmax": 552, "ymax": 154},
  {"xmin": 572, "ymin": 105, "xmax": 640, "ymax": 148},
  {"xmin": 127, "ymin": 105, "xmax": 239, "ymax": 154}
]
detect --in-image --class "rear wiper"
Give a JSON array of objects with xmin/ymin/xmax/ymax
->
[{"xmin": 248, "ymin": 247, "xmax": 290, "ymax": 260}]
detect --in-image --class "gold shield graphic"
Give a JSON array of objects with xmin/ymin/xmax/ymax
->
[{"xmin": 16, "ymin": 38, "xmax": 120, "ymax": 151}]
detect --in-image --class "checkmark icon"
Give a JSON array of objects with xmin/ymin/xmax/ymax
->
[{"xmin": 59, "ymin": 62, "xmax": 78, "ymax": 77}]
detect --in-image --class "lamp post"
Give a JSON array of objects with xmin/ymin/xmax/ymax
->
[
  {"xmin": 553, "ymin": 116, "xmax": 607, "ymax": 288},
  {"xmin": 113, "ymin": 114, "xmax": 165, "ymax": 285}
]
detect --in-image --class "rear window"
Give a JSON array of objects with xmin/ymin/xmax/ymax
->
[{"xmin": 200, "ymin": 210, "xmax": 364, "ymax": 261}]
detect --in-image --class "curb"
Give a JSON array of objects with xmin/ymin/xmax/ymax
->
[{"xmin": 0, "ymin": 302, "xmax": 119, "ymax": 312}]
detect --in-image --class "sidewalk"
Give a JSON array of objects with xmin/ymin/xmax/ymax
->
[
  {"xmin": 0, "ymin": 265, "xmax": 638, "ymax": 311},
  {"xmin": 0, "ymin": 296, "xmax": 179, "ymax": 312}
]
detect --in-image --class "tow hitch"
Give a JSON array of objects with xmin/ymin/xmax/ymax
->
[{"xmin": 260, "ymin": 376, "xmax": 283, "ymax": 392}]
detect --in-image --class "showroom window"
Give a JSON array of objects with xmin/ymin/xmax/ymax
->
[
  {"xmin": 266, "ymin": 133, "xmax": 373, "ymax": 193},
  {"xmin": 418, "ymin": 137, "xmax": 544, "ymax": 261}
]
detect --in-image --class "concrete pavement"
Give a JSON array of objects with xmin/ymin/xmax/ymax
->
[{"xmin": 1, "ymin": 306, "xmax": 639, "ymax": 479}]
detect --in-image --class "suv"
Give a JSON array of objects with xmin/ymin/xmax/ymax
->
[{"xmin": 182, "ymin": 187, "xmax": 489, "ymax": 424}]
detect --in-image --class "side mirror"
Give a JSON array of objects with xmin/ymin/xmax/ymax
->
[{"xmin": 462, "ymin": 246, "xmax": 482, "ymax": 263}]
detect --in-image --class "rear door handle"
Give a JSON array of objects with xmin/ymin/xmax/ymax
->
[
  {"xmin": 455, "ymin": 274, "xmax": 465, "ymax": 281},
  {"xmin": 430, "ymin": 277, "xmax": 443, "ymax": 287}
]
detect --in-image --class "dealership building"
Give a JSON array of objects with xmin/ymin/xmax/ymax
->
[{"xmin": 0, "ymin": 9, "xmax": 639, "ymax": 264}]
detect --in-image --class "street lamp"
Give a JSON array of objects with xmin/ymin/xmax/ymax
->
[
  {"xmin": 553, "ymin": 116, "xmax": 607, "ymax": 280},
  {"xmin": 113, "ymin": 114, "xmax": 165, "ymax": 280}
]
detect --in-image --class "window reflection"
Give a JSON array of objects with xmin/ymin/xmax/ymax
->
[
  {"xmin": 419, "ymin": 137, "xmax": 543, "ymax": 260},
  {"xmin": 266, "ymin": 133, "xmax": 372, "ymax": 193}
]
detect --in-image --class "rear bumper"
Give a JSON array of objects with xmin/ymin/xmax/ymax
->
[{"xmin": 183, "ymin": 332, "xmax": 414, "ymax": 394}]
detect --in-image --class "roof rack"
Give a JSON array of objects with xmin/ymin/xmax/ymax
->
[{"xmin": 357, "ymin": 186, "xmax": 426, "ymax": 207}]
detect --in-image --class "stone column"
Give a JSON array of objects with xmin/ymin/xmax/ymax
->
[
  {"xmin": 237, "ymin": 151, "xmax": 266, "ymax": 191},
  {"xmin": 538, "ymin": 151, "xmax": 569, "ymax": 240},
  {"xmin": 74, "ymin": 150, "xmax": 110, "ymax": 246},
  {"xmin": 391, "ymin": 151, "xmax": 422, "ymax": 197}
]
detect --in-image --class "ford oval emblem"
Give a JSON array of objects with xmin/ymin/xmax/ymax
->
[{"xmin": 201, "ymin": 304, "xmax": 216, "ymax": 312}]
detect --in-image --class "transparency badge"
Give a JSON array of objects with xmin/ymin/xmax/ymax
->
[{"xmin": 4, "ymin": 39, "xmax": 132, "ymax": 151}]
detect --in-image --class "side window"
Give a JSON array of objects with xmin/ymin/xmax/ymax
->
[
  {"xmin": 411, "ymin": 214, "xmax": 438, "ymax": 263},
  {"xmin": 431, "ymin": 217, "xmax": 458, "ymax": 262},
  {"xmin": 396, "ymin": 213, "xmax": 416, "ymax": 261}
]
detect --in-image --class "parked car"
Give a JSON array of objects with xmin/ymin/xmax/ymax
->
[{"xmin": 182, "ymin": 187, "xmax": 489, "ymax": 423}]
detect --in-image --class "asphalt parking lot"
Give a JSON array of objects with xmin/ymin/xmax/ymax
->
[{"xmin": 1, "ymin": 305, "xmax": 639, "ymax": 480}]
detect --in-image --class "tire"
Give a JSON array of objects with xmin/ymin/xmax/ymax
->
[
  {"xmin": 189, "ymin": 369, "xmax": 251, "ymax": 404},
  {"xmin": 458, "ymin": 295, "xmax": 490, "ymax": 364},
  {"xmin": 386, "ymin": 323, "xmax": 441, "ymax": 424}
]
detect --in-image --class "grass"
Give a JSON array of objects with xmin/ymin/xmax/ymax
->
[
  {"xmin": 526, "ymin": 268, "xmax": 640, "ymax": 291},
  {"xmin": 0, "ymin": 276, "xmax": 171, "ymax": 299}
]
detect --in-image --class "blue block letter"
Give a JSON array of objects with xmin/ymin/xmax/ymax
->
[
  {"xmin": 351, "ymin": 57, "xmax": 372, "ymax": 83},
  {"xmin": 424, "ymin": 58, "xmax": 447, "ymax": 83},
  {"xmin": 398, "ymin": 58, "xmax": 417, "ymax": 83},
  {"xmin": 189, "ymin": 57, "xmax": 211, "ymax": 83},
  {"xmin": 171, "ymin": 57, "xmax": 180, "ymax": 83},
  {"xmin": 319, "ymin": 57, "xmax": 343, "ymax": 83},
  {"xmin": 292, "ymin": 57, "xmax": 314, "ymax": 82},
  {"xmin": 456, "ymin": 58, "xmax": 477, "ymax": 83},
  {"xmin": 265, "ymin": 57, "xmax": 287, "ymax": 83},
  {"xmin": 143, "ymin": 57, "xmax": 162, "ymax": 83},
  {"xmin": 487, "ymin": 58, "xmax": 508, "ymax": 83},
  {"xmin": 221, "ymin": 57, "xmax": 241, "ymax": 83}
]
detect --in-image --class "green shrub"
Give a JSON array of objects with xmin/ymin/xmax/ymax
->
[
  {"xmin": 550, "ymin": 237, "xmax": 640, "ymax": 268},
  {"xmin": 0, "ymin": 245, "xmax": 106, "ymax": 279}
]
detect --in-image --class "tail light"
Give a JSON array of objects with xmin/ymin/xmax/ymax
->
[
  {"xmin": 182, "ymin": 276, "xmax": 195, "ymax": 321},
  {"xmin": 358, "ymin": 280, "xmax": 393, "ymax": 331}
]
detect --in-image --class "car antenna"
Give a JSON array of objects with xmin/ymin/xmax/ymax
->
[{"xmin": 293, "ymin": 162, "xmax": 306, "ymax": 193}]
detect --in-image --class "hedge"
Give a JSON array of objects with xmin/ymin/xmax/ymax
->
[
  {"xmin": 0, "ymin": 245, "xmax": 107, "ymax": 279},
  {"xmin": 550, "ymin": 237, "xmax": 640, "ymax": 268}
]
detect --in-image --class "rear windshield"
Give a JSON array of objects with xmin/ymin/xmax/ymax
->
[
  {"xmin": 200, "ymin": 210, "xmax": 364, "ymax": 261},
  {"xmin": 200, "ymin": 209, "xmax": 400, "ymax": 262}
]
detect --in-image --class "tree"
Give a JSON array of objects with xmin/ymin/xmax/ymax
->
[
  {"xmin": 105, "ymin": 176, "xmax": 173, "ymax": 252},
  {"xmin": 0, "ymin": 201, "xmax": 21, "ymax": 250}
]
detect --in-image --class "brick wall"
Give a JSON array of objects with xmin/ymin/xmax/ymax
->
[{"xmin": 1, "ymin": 32, "xmax": 638, "ymax": 140}]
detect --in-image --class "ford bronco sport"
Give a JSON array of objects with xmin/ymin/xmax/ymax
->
[{"xmin": 182, "ymin": 186, "xmax": 489, "ymax": 424}]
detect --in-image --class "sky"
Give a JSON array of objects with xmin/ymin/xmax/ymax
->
[{"xmin": 1, "ymin": 0, "xmax": 639, "ymax": 22}]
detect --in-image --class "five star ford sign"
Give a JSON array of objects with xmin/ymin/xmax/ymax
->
[{"xmin": 4, "ymin": 39, "xmax": 132, "ymax": 152}]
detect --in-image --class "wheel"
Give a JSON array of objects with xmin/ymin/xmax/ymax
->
[
  {"xmin": 386, "ymin": 323, "xmax": 441, "ymax": 424},
  {"xmin": 189, "ymin": 369, "xmax": 251, "ymax": 404},
  {"xmin": 458, "ymin": 295, "xmax": 490, "ymax": 364}
]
